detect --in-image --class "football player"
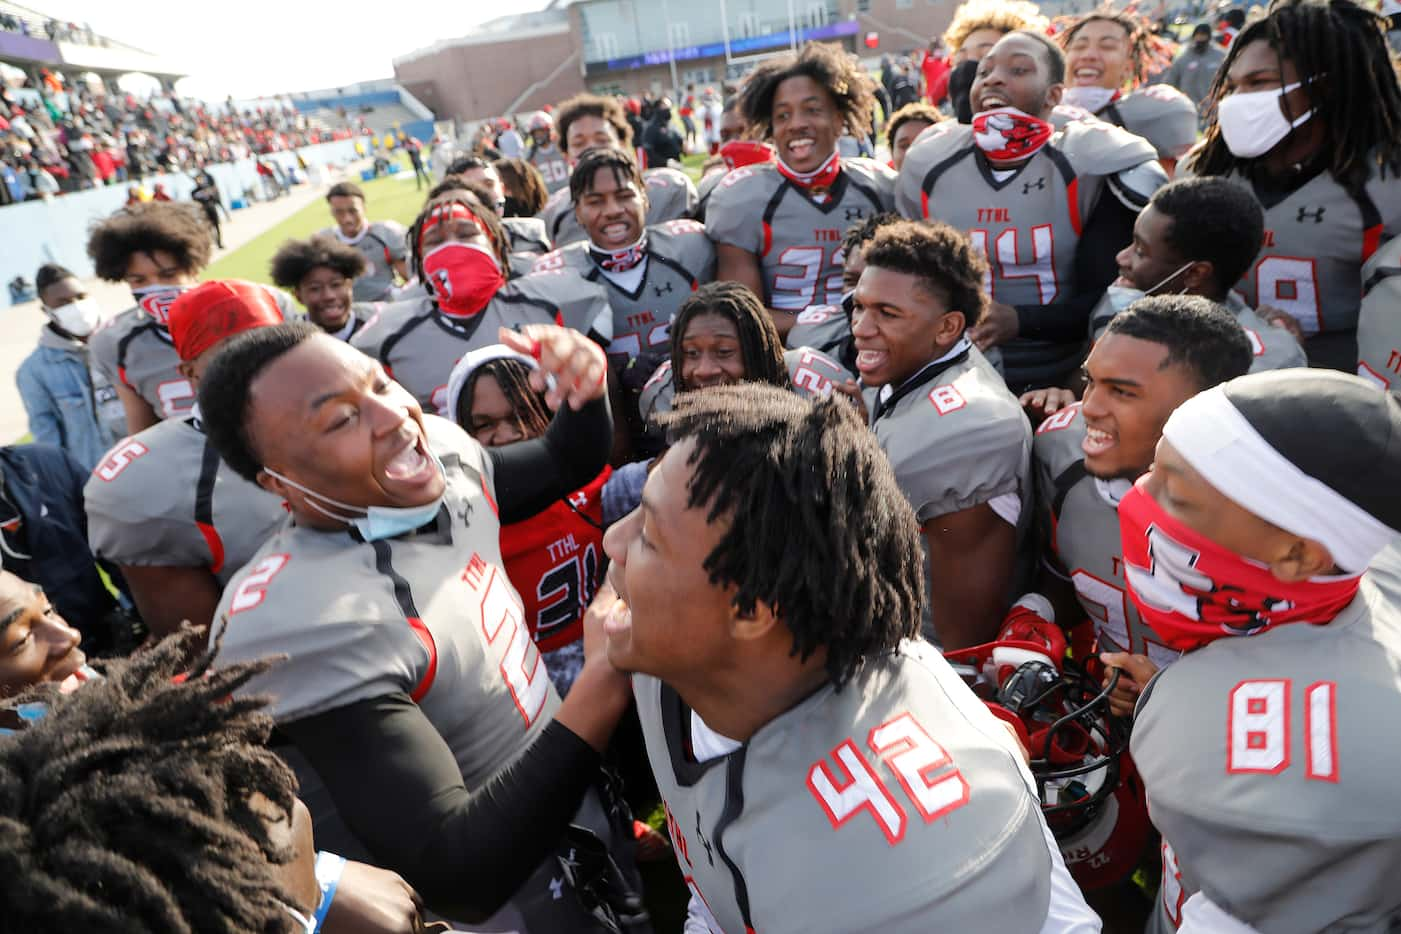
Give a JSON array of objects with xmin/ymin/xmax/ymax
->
[
  {"xmin": 321, "ymin": 181, "xmax": 411, "ymax": 302},
  {"xmin": 601, "ymin": 384, "xmax": 1100, "ymax": 933},
  {"xmin": 200, "ymin": 322, "xmax": 649, "ymax": 931},
  {"xmin": 897, "ymin": 30, "xmax": 1166, "ymax": 392},
  {"xmin": 1120, "ymin": 370, "xmax": 1401, "ymax": 932},
  {"xmin": 1057, "ymin": 10, "xmax": 1198, "ymax": 170},
  {"xmin": 525, "ymin": 109, "xmax": 571, "ymax": 194},
  {"xmin": 445, "ymin": 345, "xmax": 630, "ymax": 694},
  {"xmin": 269, "ymin": 234, "xmax": 381, "ymax": 341},
  {"xmin": 785, "ymin": 211, "xmax": 902, "ymax": 372},
  {"xmin": 637, "ymin": 281, "xmax": 856, "ymax": 423},
  {"xmin": 854, "ymin": 219, "xmax": 1031, "ymax": 649},
  {"xmin": 84, "ymin": 280, "xmax": 289, "ymax": 638},
  {"xmin": 694, "ymin": 96, "xmax": 764, "ymax": 221},
  {"xmin": 1091, "ymin": 177, "xmax": 1307, "ymax": 372},
  {"xmin": 539, "ymin": 94, "xmax": 698, "ymax": 248},
  {"xmin": 531, "ymin": 148, "xmax": 715, "ymax": 374},
  {"xmin": 446, "ymin": 154, "xmax": 553, "ymax": 271},
  {"xmin": 886, "ymin": 101, "xmax": 943, "ymax": 172},
  {"xmin": 351, "ymin": 181, "xmax": 612, "ymax": 413},
  {"xmin": 706, "ymin": 42, "xmax": 896, "ymax": 339},
  {"xmin": 942, "ymin": 0, "xmax": 1051, "ymax": 123},
  {"xmin": 1357, "ymin": 234, "xmax": 1401, "ymax": 389},
  {"xmin": 1033, "ymin": 296, "xmax": 1254, "ymax": 683},
  {"xmin": 87, "ymin": 202, "xmax": 293, "ymax": 434},
  {"xmin": 1182, "ymin": 0, "xmax": 1401, "ymax": 369}
]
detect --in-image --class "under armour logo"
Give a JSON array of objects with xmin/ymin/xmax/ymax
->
[
  {"xmin": 844, "ymin": 207, "xmax": 865, "ymax": 222},
  {"xmin": 1022, "ymin": 177, "xmax": 1047, "ymax": 194},
  {"xmin": 695, "ymin": 812, "xmax": 715, "ymax": 866},
  {"xmin": 549, "ymin": 876, "xmax": 565, "ymax": 900},
  {"xmin": 1296, "ymin": 206, "xmax": 1326, "ymax": 224},
  {"xmin": 653, "ymin": 281, "xmax": 674, "ymax": 297}
]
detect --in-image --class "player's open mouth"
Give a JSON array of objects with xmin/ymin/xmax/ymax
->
[
  {"xmin": 601, "ymin": 222, "xmax": 632, "ymax": 242},
  {"xmin": 854, "ymin": 348, "xmax": 888, "ymax": 375},
  {"xmin": 1082, "ymin": 425, "xmax": 1116, "ymax": 457},
  {"xmin": 1073, "ymin": 67, "xmax": 1104, "ymax": 86},
  {"xmin": 977, "ymin": 94, "xmax": 1009, "ymax": 110},
  {"xmin": 382, "ymin": 434, "xmax": 435, "ymax": 484},
  {"xmin": 786, "ymin": 138, "xmax": 817, "ymax": 160}
]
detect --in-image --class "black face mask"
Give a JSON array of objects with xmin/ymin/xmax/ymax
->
[
  {"xmin": 1193, "ymin": 39, "xmax": 1210, "ymax": 51},
  {"xmin": 656, "ymin": 109, "xmax": 672, "ymax": 123},
  {"xmin": 502, "ymin": 196, "xmax": 529, "ymax": 217}
]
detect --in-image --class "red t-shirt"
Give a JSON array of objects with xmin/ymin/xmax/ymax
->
[{"xmin": 922, "ymin": 51, "xmax": 951, "ymax": 105}]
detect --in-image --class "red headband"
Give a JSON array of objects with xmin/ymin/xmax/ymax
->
[{"xmin": 418, "ymin": 201, "xmax": 497, "ymax": 255}]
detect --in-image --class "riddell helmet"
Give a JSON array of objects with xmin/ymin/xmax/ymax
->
[
  {"xmin": 945, "ymin": 612, "xmax": 1151, "ymax": 891},
  {"xmin": 527, "ymin": 111, "xmax": 554, "ymax": 133}
]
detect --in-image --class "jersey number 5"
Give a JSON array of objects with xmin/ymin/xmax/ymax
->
[{"xmin": 806, "ymin": 712, "xmax": 970, "ymax": 846}]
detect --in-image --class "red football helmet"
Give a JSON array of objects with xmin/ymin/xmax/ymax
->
[{"xmin": 945, "ymin": 599, "xmax": 1151, "ymax": 891}]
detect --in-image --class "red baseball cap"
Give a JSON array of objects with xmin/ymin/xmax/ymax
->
[{"xmin": 167, "ymin": 280, "xmax": 284, "ymax": 362}]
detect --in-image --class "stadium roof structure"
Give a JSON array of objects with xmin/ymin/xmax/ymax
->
[{"xmin": 0, "ymin": 1, "xmax": 185, "ymax": 79}]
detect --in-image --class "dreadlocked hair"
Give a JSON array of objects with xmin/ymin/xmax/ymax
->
[
  {"xmin": 670, "ymin": 282, "xmax": 787, "ymax": 394},
  {"xmin": 0, "ymin": 630, "xmax": 302, "ymax": 933},
  {"xmin": 1054, "ymin": 7, "xmax": 1175, "ymax": 86},
  {"xmin": 456, "ymin": 358, "xmax": 551, "ymax": 441},
  {"xmin": 656, "ymin": 385, "xmax": 923, "ymax": 688},
  {"xmin": 1192, "ymin": 0, "xmax": 1401, "ymax": 188},
  {"xmin": 739, "ymin": 42, "xmax": 876, "ymax": 139},
  {"xmin": 406, "ymin": 182, "xmax": 511, "ymax": 288},
  {"xmin": 943, "ymin": 0, "xmax": 1050, "ymax": 53}
]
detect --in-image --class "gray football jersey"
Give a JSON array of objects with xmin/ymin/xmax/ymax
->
[
  {"xmin": 635, "ymin": 639, "xmax": 1055, "ymax": 934},
  {"xmin": 695, "ymin": 166, "xmax": 725, "ymax": 222},
  {"xmin": 1089, "ymin": 292, "xmax": 1307, "ymax": 373},
  {"xmin": 540, "ymin": 166, "xmax": 699, "ymax": 247},
  {"xmin": 212, "ymin": 415, "xmax": 559, "ymax": 789},
  {"xmin": 1101, "ymin": 85, "xmax": 1198, "ymax": 162},
  {"xmin": 898, "ymin": 118, "xmax": 1162, "ymax": 388},
  {"xmin": 90, "ymin": 286, "xmax": 299, "ymax": 423},
  {"xmin": 351, "ymin": 275, "xmax": 611, "ymax": 414},
  {"xmin": 1357, "ymin": 234, "xmax": 1401, "ymax": 390},
  {"xmin": 1032, "ymin": 402, "xmax": 1181, "ymax": 669},
  {"xmin": 1180, "ymin": 155, "xmax": 1401, "ymax": 335},
  {"xmin": 84, "ymin": 415, "xmax": 287, "ymax": 584},
  {"xmin": 528, "ymin": 142, "xmax": 571, "ymax": 194},
  {"xmin": 872, "ymin": 346, "xmax": 1031, "ymax": 524},
  {"xmin": 503, "ymin": 216, "xmax": 552, "ymax": 277},
  {"xmin": 707, "ymin": 158, "xmax": 896, "ymax": 311},
  {"xmin": 531, "ymin": 218, "xmax": 716, "ymax": 367},
  {"xmin": 320, "ymin": 221, "xmax": 409, "ymax": 302},
  {"xmin": 1134, "ymin": 582, "xmax": 1401, "ymax": 933},
  {"xmin": 637, "ymin": 346, "xmax": 855, "ymax": 423}
]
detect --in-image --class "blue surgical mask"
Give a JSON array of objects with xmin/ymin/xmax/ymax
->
[{"xmin": 264, "ymin": 463, "xmax": 445, "ymax": 542}]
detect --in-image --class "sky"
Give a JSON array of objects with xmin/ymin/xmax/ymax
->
[{"xmin": 33, "ymin": 0, "xmax": 554, "ymax": 99}]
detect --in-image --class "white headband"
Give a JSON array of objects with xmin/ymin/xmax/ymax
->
[
  {"xmin": 1161, "ymin": 386, "xmax": 1397, "ymax": 573},
  {"xmin": 441, "ymin": 344, "xmax": 538, "ymax": 422}
]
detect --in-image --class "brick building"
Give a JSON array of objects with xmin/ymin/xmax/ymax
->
[{"xmin": 393, "ymin": 0, "xmax": 958, "ymax": 124}]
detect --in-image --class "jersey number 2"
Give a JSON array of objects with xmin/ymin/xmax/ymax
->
[{"xmin": 806, "ymin": 711, "xmax": 970, "ymax": 845}]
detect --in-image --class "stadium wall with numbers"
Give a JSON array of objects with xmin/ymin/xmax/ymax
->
[{"xmin": 0, "ymin": 138, "xmax": 362, "ymax": 294}]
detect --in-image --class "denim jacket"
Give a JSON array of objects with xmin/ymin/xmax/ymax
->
[{"xmin": 15, "ymin": 326, "xmax": 125, "ymax": 471}]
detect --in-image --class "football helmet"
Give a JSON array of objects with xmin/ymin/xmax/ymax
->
[
  {"xmin": 945, "ymin": 599, "xmax": 1151, "ymax": 891},
  {"xmin": 528, "ymin": 111, "xmax": 555, "ymax": 133}
]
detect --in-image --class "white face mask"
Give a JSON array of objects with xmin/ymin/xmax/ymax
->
[
  {"xmin": 1061, "ymin": 86, "xmax": 1118, "ymax": 114},
  {"xmin": 263, "ymin": 462, "xmax": 446, "ymax": 541},
  {"xmin": 1217, "ymin": 81, "xmax": 1313, "ymax": 159},
  {"xmin": 45, "ymin": 297, "xmax": 102, "ymax": 337},
  {"xmin": 1104, "ymin": 261, "xmax": 1194, "ymax": 314}
]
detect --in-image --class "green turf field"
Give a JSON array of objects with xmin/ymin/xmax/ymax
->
[{"xmin": 202, "ymin": 171, "xmax": 428, "ymax": 288}]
